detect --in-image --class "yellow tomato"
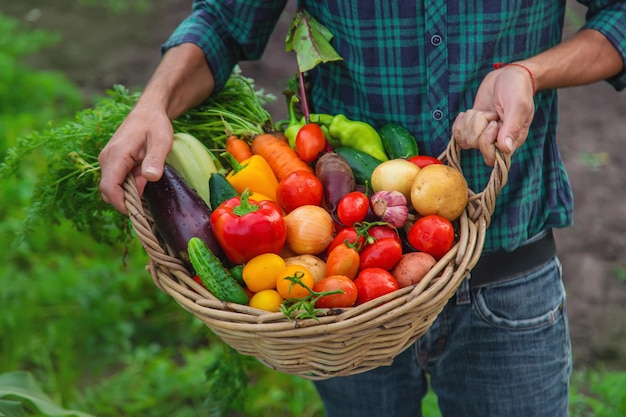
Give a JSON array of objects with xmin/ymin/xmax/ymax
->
[
  {"xmin": 249, "ymin": 289, "xmax": 284, "ymax": 312},
  {"xmin": 276, "ymin": 264, "xmax": 315, "ymax": 299},
  {"xmin": 242, "ymin": 253, "xmax": 286, "ymax": 292}
]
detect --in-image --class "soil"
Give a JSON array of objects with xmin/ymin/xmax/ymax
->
[{"xmin": 4, "ymin": 0, "xmax": 626, "ymax": 369}]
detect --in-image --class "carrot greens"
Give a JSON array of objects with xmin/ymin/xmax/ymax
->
[{"xmin": 0, "ymin": 68, "xmax": 275, "ymax": 246}]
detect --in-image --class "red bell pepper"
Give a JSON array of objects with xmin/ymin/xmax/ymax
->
[{"xmin": 210, "ymin": 189, "xmax": 287, "ymax": 264}]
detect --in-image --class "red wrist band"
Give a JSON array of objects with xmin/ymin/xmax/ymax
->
[{"xmin": 493, "ymin": 62, "xmax": 536, "ymax": 95}]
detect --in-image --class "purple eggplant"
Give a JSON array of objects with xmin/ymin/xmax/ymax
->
[
  {"xmin": 143, "ymin": 163, "xmax": 225, "ymax": 270},
  {"xmin": 315, "ymin": 152, "xmax": 356, "ymax": 220}
]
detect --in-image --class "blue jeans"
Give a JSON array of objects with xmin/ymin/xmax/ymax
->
[{"xmin": 314, "ymin": 256, "xmax": 572, "ymax": 417}]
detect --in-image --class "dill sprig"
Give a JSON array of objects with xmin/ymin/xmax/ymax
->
[{"xmin": 173, "ymin": 67, "xmax": 275, "ymax": 146}]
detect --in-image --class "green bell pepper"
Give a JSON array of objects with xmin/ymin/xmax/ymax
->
[{"xmin": 312, "ymin": 113, "xmax": 389, "ymax": 161}]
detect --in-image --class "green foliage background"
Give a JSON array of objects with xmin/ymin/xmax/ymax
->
[
  {"xmin": 0, "ymin": 3, "xmax": 624, "ymax": 417},
  {"xmin": 0, "ymin": 8, "xmax": 324, "ymax": 417}
]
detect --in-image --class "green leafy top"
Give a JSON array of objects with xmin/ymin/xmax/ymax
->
[
  {"xmin": 285, "ymin": 9, "xmax": 343, "ymax": 73},
  {"xmin": 0, "ymin": 69, "xmax": 275, "ymax": 247},
  {"xmin": 0, "ymin": 371, "xmax": 95, "ymax": 417}
]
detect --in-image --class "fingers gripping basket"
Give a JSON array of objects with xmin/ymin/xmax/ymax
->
[{"xmin": 123, "ymin": 138, "xmax": 510, "ymax": 380}]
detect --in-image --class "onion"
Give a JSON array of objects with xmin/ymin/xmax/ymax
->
[
  {"xmin": 370, "ymin": 159, "xmax": 420, "ymax": 200},
  {"xmin": 283, "ymin": 205, "xmax": 334, "ymax": 255}
]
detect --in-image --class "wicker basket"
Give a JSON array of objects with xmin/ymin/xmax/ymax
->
[{"xmin": 123, "ymin": 137, "xmax": 510, "ymax": 380}]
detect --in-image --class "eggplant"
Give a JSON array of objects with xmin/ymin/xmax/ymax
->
[
  {"xmin": 315, "ymin": 152, "xmax": 356, "ymax": 219},
  {"xmin": 143, "ymin": 163, "xmax": 225, "ymax": 270}
]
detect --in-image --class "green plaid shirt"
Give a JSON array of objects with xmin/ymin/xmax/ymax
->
[{"xmin": 163, "ymin": 0, "xmax": 626, "ymax": 253}]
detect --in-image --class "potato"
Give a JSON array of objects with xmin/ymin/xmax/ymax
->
[
  {"xmin": 284, "ymin": 254, "xmax": 326, "ymax": 284},
  {"xmin": 410, "ymin": 164, "xmax": 468, "ymax": 221},
  {"xmin": 391, "ymin": 252, "xmax": 437, "ymax": 288}
]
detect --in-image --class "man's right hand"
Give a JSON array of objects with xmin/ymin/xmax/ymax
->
[
  {"xmin": 97, "ymin": 43, "xmax": 215, "ymax": 214},
  {"xmin": 98, "ymin": 104, "xmax": 174, "ymax": 214}
]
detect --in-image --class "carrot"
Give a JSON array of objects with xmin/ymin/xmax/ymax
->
[
  {"xmin": 225, "ymin": 135, "xmax": 253, "ymax": 162},
  {"xmin": 250, "ymin": 133, "xmax": 313, "ymax": 181}
]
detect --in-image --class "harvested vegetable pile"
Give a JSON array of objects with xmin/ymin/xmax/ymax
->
[{"xmin": 148, "ymin": 114, "xmax": 470, "ymax": 319}]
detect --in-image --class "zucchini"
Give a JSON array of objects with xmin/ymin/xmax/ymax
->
[
  {"xmin": 165, "ymin": 132, "xmax": 218, "ymax": 206},
  {"xmin": 209, "ymin": 172, "xmax": 238, "ymax": 210},
  {"xmin": 378, "ymin": 123, "xmax": 419, "ymax": 159},
  {"xmin": 187, "ymin": 237, "xmax": 249, "ymax": 304},
  {"xmin": 334, "ymin": 147, "xmax": 383, "ymax": 185}
]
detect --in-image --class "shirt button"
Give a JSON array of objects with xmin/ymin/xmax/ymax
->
[
  {"xmin": 432, "ymin": 109, "xmax": 444, "ymax": 120},
  {"xmin": 430, "ymin": 34, "xmax": 443, "ymax": 46}
]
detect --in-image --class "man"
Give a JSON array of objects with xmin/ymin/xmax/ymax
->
[{"xmin": 98, "ymin": 1, "xmax": 625, "ymax": 416}]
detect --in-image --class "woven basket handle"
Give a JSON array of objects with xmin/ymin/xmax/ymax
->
[{"xmin": 440, "ymin": 136, "xmax": 511, "ymax": 227}]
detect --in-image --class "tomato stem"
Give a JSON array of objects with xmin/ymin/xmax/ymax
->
[
  {"xmin": 350, "ymin": 220, "xmax": 397, "ymax": 251},
  {"xmin": 280, "ymin": 273, "xmax": 344, "ymax": 320}
]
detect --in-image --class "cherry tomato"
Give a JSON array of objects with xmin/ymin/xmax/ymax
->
[
  {"xmin": 327, "ymin": 227, "xmax": 366, "ymax": 255},
  {"xmin": 407, "ymin": 214, "xmax": 455, "ymax": 260},
  {"xmin": 359, "ymin": 237, "xmax": 403, "ymax": 270},
  {"xmin": 325, "ymin": 244, "xmax": 360, "ymax": 279},
  {"xmin": 248, "ymin": 289, "xmax": 284, "ymax": 312},
  {"xmin": 354, "ymin": 268, "xmax": 400, "ymax": 305},
  {"xmin": 313, "ymin": 275, "xmax": 358, "ymax": 308},
  {"xmin": 242, "ymin": 253, "xmax": 286, "ymax": 292},
  {"xmin": 337, "ymin": 191, "xmax": 370, "ymax": 226},
  {"xmin": 296, "ymin": 123, "xmax": 327, "ymax": 162},
  {"xmin": 192, "ymin": 275, "xmax": 206, "ymax": 292},
  {"xmin": 407, "ymin": 155, "xmax": 443, "ymax": 169},
  {"xmin": 276, "ymin": 264, "xmax": 315, "ymax": 299},
  {"xmin": 367, "ymin": 224, "xmax": 401, "ymax": 244},
  {"xmin": 276, "ymin": 170, "xmax": 324, "ymax": 213}
]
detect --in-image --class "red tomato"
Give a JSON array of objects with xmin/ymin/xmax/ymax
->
[
  {"xmin": 192, "ymin": 275, "xmax": 206, "ymax": 290},
  {"xmin": 368, "ymin": 224, "xmax": 401, "ymax": 244},
  {"xmin": 337, "ymin": 191, "xmax": 370, "ymax": 226},
  {"xmin": 354, "ymin": 268, "xmax": 400, "ymax": 305},
  {"xmin": 313, "ymin": 275, "xmax": 358, "ymax": 308},
  {"xmin": 407, "ymin": 214, "xmax": 455, "ymax": 259},
  {"xmin": 327, "ymin": 227, "xmax": 365, "ymax": 255},
  {"xmin": 407, "ymin": 155, "xmax": 443, "ymax": 169},
  {"xmin": 295, "ymin": 123, "xmax": 327, "ymax": 162},
  {"xmin": 276, "ymin": 170, "xmax": 324, "ymax": 213},
  {"xmin": 359, "ymin": 237, "xmax": 403, "ymax": 270},
  {"xmin": 325, "ymin": 244, "xmax": 360, "ymax": 279}
]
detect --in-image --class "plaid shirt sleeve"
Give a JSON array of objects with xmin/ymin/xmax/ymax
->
[
  {"xmin": 161, "ymin": 0, "xmax": 287, "ymax": 92},
  {"xmin": 578, "ymin": 0, "xmax": 626, "ymax": 91}
]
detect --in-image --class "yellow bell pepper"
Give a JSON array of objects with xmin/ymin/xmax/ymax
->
[{"xmin": 223, "ymin": 152, "xmax": 279, "ymax": 201}]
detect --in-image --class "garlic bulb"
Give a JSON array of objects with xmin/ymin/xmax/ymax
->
[{"xmin": 370, "ymin": 190, "xmax": 409, "ymax": 228}]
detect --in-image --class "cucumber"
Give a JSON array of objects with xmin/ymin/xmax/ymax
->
[
  {"xmin": 334, "ymin": 147, "xmax": 384, "ymax": 185},
  {"xmin": 378, "ymin": 123, "xmax": 419, "ymax": 159},
  {"xmin": 229, "ymin": 264, "xmax": 245, "ymax": 286},
  {"xmin": 209, "ymin": 172, "xmax": 238, "ymax": 210},
  {"xmin": 187, "ymin": 237, "xmax": 249, "ymax": 304}
]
